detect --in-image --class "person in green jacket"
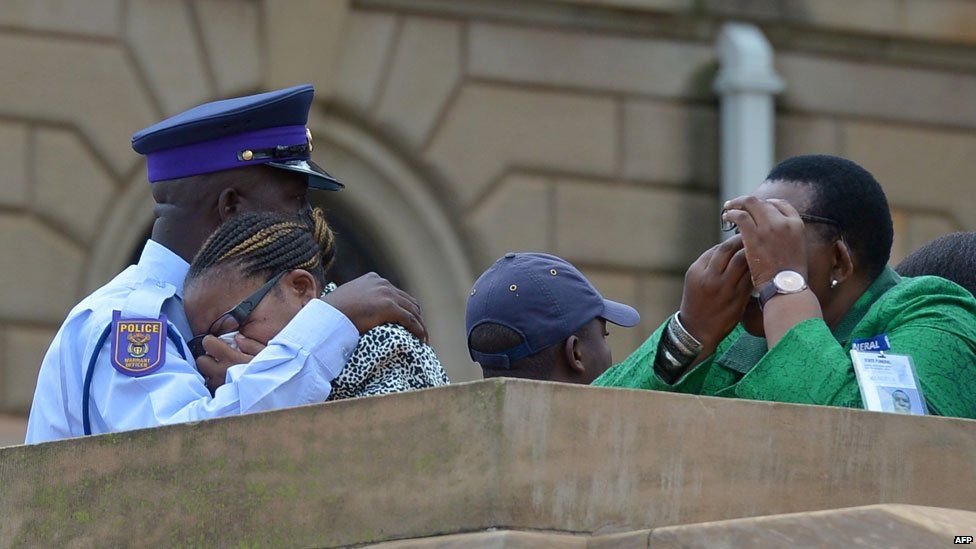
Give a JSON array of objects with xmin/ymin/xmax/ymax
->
[{"xmin": 594, "ymin": 155, "xmax": 976, "ymax": 419}]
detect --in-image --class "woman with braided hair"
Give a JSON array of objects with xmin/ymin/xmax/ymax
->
[{"xmin": 183, "ymin": 208, "xmax": 449, "ymax": 397}]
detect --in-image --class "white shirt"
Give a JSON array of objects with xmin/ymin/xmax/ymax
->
[{"xmin": 25, "ymin": 240, "xmax": 359, "ymax": 444}]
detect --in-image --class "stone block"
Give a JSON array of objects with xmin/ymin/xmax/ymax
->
[
  {"xmin": 0, "ymin": 34, "xmax": 156, "ymax": 175},
  {"xmin": 332, "ymin": 11, "xmax": 398, "ymax": 111},
  {"xmin": 1, "ymin": 326, "xmax": 54, "ymax": 413},
  {"xmin": 636, "ymin": 274, "xmax": 683, "ymax": 340},
  {"xmin": 650, "ymin": 504, "xmax": 976, "ymax": 548},
  {"xmin": 781, "ymin": 0, "xmax": 902, "ymax": 35},
  {"xmin": 841, "ymin": 121, "xmax": 976, "ymax": 227},
  {"xmin": 126, "ymin": 0, "xmax": 212, "ymax": 116},
  {"xmin": 466, "ymin": 174, "xmax": 552, "ymax": 270},
  {"xmin": 903, "ymin": 0, "xmax": 976, "ymax": 45},
  {"xmin": 194, "ymin": 0, "xmax": 262, "ymax": 96},
  {"xmin": 622, "ymin": 100, "xmax": 718, "ymax": 187},
  {"xmin": 587, "ymin": 529, "xmax": 651, "ymax": 549},
  {"xmin": 427, "ymin": 84, "xmax": 616, "ymax": 208},
  {"xmin": 581, "ymin": 270, "xmax": 641, "ymax": 359},
  {"xmin": 907, "ymin": 213, "xmax": 958, "ymax": 254},
  {"xmin": 468, "ymin": 23, "xmax": 714, "ymax": 99},
  {"xmin": 371, "ymin": 530, "xmax": 588, "ymax": 548},
  {"xmin": 545, "ymin": 0, "xmax": 691, "ymax": 11},
  {"xmin": 0, "ymin": 123, "xmax": 29, "ymax": 208},
  {"xmin": 370, "ymin": 528, "xmax": 654, "ymax": 547},
  {"xmin": 777, "ymin": 53, "xmax": 976, "ymax": 128},
  {"xmin": 776, "ymin": 115, "xmax": 840, "ymax": 160},
  {"xmin": 374, "ymin": 17, "xmax": 462, "ymax": 147},
  {"xmin": 889, "ymin": 208, "xmax": 909, "ymax": 265},
  {"xmin": 553, "ymin": 178, "xmax": 716, "ymax": 270},
  {"xmin": 33, "ymin": 128, "xmax": 116, "ymax": 244},
  {"xmin": 0, "ymin": 215, "xmax": 84, "ymax": 324},
  {"xmin": 0, "ymin": 0, "xmax": 120, "ymax": 37},
  {"xmin": 0, "ymin": 414, "xmax": 27, "ymax": 448},
  {"xmin": 265, "ymin": 0, "xmax": 349, "ymax": 97},
  {"xmin": 6, "ymin": 380, "xmax": 976, "ymax": 545}
]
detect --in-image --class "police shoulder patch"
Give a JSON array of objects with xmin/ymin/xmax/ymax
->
[{"xmin": 110, "ymin": 310, "xmax": 166, "ymax": 377}]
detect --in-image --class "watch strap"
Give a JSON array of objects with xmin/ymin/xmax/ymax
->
[{"xmin": 758, "ymin": 281, "xmax": 780, "ymax": 310}]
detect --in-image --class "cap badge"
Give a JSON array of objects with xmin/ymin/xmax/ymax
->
[{"xmin": 241, "ymin": 150, "xmax": 254, "ymax": 161}]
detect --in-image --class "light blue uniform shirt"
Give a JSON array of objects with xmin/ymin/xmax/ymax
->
[{"xmin": 25, "ymin": 240, "xmax": 359, "ymax": 444}]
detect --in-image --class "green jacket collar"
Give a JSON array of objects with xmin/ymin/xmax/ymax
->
[{"xmin": 716, "ymin": 267, "xmax": 901, "ymax": 374}]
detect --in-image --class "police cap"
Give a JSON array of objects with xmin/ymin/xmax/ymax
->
[{"xmin": 131, "ymin": 84, "xmax": 342, "ymax": 191}]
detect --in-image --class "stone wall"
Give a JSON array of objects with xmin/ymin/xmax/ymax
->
[
  {"xmin": 1, "ymin": 0, "xmax": 975, "ymax": 429},
  {"xmin": 4, "ymin": 380, "xmax": 976, "ymax": 546}
]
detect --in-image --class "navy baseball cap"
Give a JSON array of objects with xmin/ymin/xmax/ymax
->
[
  {"xmin": 465, "ymin": 252, "xmax": 640, "ymax": 369},
  {"xmin": 131, "ymin": 84, "xmax": 342, "ymax": 191}
]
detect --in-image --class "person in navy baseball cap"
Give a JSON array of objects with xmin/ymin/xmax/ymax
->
[{"xmin": 466, "ymin": 252, "xmax": 640, "ymax": 384}]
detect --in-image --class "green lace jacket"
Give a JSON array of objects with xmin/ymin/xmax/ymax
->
[{"xmin": 594, "ymin": 268, "xmax": 976, "ymax": 419}]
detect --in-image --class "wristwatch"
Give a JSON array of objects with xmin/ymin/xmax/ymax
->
[{"xmin": 758, "ymin": 270, "xmax": 808, "ymax": 310}]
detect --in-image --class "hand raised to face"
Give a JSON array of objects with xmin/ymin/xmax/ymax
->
[
  {"xmin": 722, "ymin": 196, "xmax": 809, "ymax": 288},
  {"xmin": 678, "ymin": 234, "xmax": 753, "ymax": 356},
  {"xmin": 194, "ymin": 335, "xmax": 260, "ymax": 394}
]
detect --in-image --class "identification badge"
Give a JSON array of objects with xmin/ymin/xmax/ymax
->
[
  {"xmin": 850, "ymin": 334, "xmax": 927, "ymax": 415},
  {"xmin": 110, "ymin": 310, "xmax": 167, "ymax": 377}
]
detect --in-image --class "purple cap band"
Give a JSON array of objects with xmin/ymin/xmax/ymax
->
[{"xmin": 145, "ymin": 125, "xmax": 308, "ymax": 182}]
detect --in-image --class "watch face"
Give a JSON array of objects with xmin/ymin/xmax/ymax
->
[{"xmin": 774, "ymin": 270, "xmax": 806, "ymax": 292}]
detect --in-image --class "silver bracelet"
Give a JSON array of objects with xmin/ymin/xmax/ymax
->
[{"xmin": 669, "ymin": 312, "xmax": 703, "ymax": 356}]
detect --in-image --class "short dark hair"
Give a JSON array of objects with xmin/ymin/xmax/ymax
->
[
  {"xmin": 896, "ymin": 232, "xmax": 976, "ymax": 297},
  {"xmin": 468, "ymin": 319, "xmax": 608, "ymax": 380},
  {"xmin": 468, "ymin": 323, "xmax": 564, "ymax": 380},
  {"xmin": 767, "ymin": 155, "xmax": 893, "ymax": 278}
]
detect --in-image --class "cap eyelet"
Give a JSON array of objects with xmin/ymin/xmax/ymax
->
[
  {"xmin": 509, "ymin": 284, "xmax": 517, "ymax": 292},
  {"xmin": 550, "ymin": 269, "xmax": 558, "ymax": 276},
  {"xmin": 470, "ymin": 288, "xmax": 476, "ymax": 296}
]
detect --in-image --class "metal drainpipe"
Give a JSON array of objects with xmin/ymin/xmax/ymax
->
[{"xmin": 714, "ymin": 22, "xmax": 785, "ymax": 234}]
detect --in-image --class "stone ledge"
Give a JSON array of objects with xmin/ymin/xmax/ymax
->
[
  {"xmin": 367, "ymin": 504, "xmax": 976, "ymax": 547},
  {"xmin": 3, "ymin": 379, "xmax": 976, "ymax": 546}
]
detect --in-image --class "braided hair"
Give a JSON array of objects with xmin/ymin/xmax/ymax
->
[{"xmin": 186, "ymin": 208, "xmax": 336, "ymax": 286}]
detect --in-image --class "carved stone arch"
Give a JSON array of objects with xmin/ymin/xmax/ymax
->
[
  {"xmin": 308, "ymin": 111, "xmax": 478, "ymax": 381},
  {"xmin": 85, "ymin": 168, "xmax": 155, "ymax": 292},
  {"xmin": 85, "ymin": 113, "xmax": 479, "ymax": 382}
]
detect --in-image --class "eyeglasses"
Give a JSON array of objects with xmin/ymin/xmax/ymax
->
[
  {"xmin": 187, "ymin": 271, "xmax": 286, "ymax": 358},
  {"xmin": 720, "ymin": 211, "xmax": 842, "ymax": 233}
]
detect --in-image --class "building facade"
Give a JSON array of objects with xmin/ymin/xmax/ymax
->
[{"xmin": 1, "ymin": 0, "xmax": 975, "ymax": 439}]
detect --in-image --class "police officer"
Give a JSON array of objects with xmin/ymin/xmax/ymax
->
[{"xmin": 26, "ymin": 85, "xmax": 427, "ymax": 443}]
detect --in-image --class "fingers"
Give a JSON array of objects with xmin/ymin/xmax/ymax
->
[
  {"xmin": 734, "ymin": 267, "xmax": 755, "ymax": 301},
  {"xmin": 706, "ymin": 235, "xmax": 744, "ymax": 274},
  {"xmin": 235, "ymin": 333, "xmax": 266, "ymax": 356},
  {"xmin": 194, "ymin": 354, "xmax": 230, "ymax": 394},
  {"xmin": 397, "ymin": 309, "xmax": 428, "ymax": 343},
  {"xmin": 693, "ymin": 244, "xmax": 717, "ymax": 272},
  {"xmin": 722, "ymin": 208, "xmax": 757, "ymax": 237},
  {"xmin": 388, "ymin": 286, "xmax": 428, "ymax": 342},
  {"xmin": 725, "ymin": 195, "xmax": 775, "ymax": 227},
  {"xmin": 765, "ymin": 198, "xmax": 801, "ymax": 219},
  {"xmin": 725, "ymin": 247, "xmax": 750, "ymax": 280},
  {"xmin": 394, "ymin": 287, "xmax": 423, "ymax": 318},
  {"xmin": 201, "ymin": 335, "xmax": 255, "ymax": 366}
]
